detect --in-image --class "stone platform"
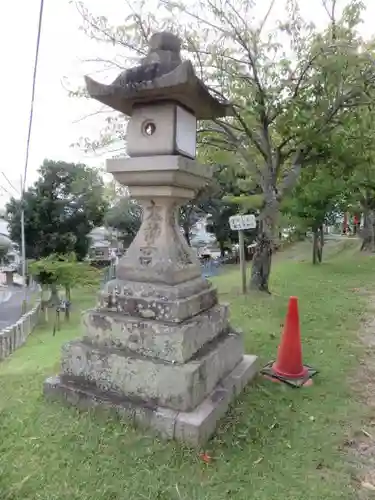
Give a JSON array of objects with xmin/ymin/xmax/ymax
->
[
  {"xmin": 44, "ymin": 275, "xmax": 259, "ymax": 445},
  {"xmin": 44, "ymin": 354, "xmax": 258, "ymax": 446}
]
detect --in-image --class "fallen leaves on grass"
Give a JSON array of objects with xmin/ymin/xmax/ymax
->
[{"xmin": 199, "ymin": 452, "xmax": 212, "ymax": 464}]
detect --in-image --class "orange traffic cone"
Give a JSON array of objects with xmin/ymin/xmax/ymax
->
[{"xmin": 261, "ymin": 296, "xmax": 318, "ymax": 387}]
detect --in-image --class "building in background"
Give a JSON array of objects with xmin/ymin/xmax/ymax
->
[
  {"xmin": 88, "ymin": 226, "xmax": 123, "ymax": 267},
  {"xmin": 190, "ymin": 216, "xmax": 216, "ymax": 248},
  {"xmin": 0, "ymin": 212, "xmax": 20, "ymax": 268}
]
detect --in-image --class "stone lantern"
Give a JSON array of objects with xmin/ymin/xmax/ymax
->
[{"xmin": 44, "ymin": 32, "xmax": 258, "ymax": 445}]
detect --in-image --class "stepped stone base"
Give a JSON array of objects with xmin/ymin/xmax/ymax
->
[
  {"xmin": 99, "ymin": 278, "xmax": 218, "ymax": 323},
  {"xmin": 44, "ymin": 275, "xmax": 260, "ymax": 444},
  {"xmin": 60, "ymin": 328, "xmax": 244, "ymax": 412},
  {"xmin": 82, "ymin": 303, "xmax": 230, "ymax": 363},
  {"xmin": 44, "ymin": 270, "xmax": 259, "ymax": 443},
  {"xmin": 44, "ymin": 354, "xmax": 259, "ymax": 446}
]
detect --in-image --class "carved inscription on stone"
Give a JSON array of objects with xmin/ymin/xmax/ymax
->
[
  {"xmin": 143, "ymin": 201, "xmax": 163, "ymax": 245},
  {"xmin": 139, "ymin": 246, "xmax": 155, "ymax": 266}
]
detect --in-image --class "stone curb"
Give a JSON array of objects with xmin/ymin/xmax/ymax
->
[{"xmin": 0, "ymin": 301, "xmax": 41, "ymax": 361}]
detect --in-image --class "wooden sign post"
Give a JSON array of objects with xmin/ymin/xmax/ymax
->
[{"xmin": 229, "ymin": 214, "xmax": 257, "ymax": 294}]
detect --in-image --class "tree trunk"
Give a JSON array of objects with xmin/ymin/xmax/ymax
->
[
  {"xmin": 360, "ymin": 209, "xmax": 375, "ymax": 252},
  {"xmin": 312, "ymin": 231, "xmax": 318, "ymax": 264},
  {"xmin": 218, "ymin": 240, "xmax": 225, "ymax": 257},
  {"xmin": 250, "ymin": 216, "xmax": 273, "ymax": 294},
  {"xmin": 361, "ymin": 210, "xmax": 368, "ymax": 250},
  {"xmin": 370, "ymin": 212, "xmax": 375, "ymax": 252},
  {"xmin": 250, "ymin": 197, "xmax": 278, "ymax": 293},
  {"xmin": 250, "ymin": 233, "xmax": 272, "ymax": 293},
  {"xmin": 312, "ymin": 225, "xmax": 323, "ymax": 265},
  {"xmin": 49, "ymin": 283, "xmax": 60, "ymax": 306},
  {"xmin": 183, "ymin": 225, "xmax": 191, "ymax": 246},
  {"xmin": 64, "ymin": 286, "xmax": 71, "ymax": 321},
  {"xmin": 343, "ymin": 212, "xmax": 348, "ymax": 234}
]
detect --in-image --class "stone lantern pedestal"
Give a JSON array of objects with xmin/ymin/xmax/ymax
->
[{"xmin": 44, "ymin": 31, "xmax": 259, "ymax": 446}]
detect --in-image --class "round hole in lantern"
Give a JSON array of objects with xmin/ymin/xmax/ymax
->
[{"xmin": 142, "ymin": 121, "xmax": 156, "ymax": 137}]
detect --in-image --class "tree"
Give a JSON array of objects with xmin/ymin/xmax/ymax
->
[
  {"xmin": 179, "ymin": 201, "xmax": 204, "ymax": 246},
  {"xmin": 351, "ymin": 163, "xmax": 375, "ymax": 251},
  {"xmin": 6, "ymin": 160, "xmax": 108, "ymax": 260},
  {"xmin": 341, "ymin": 107, "xmax": 375, "ymax": 251},
  {"xmin": 178, "ymin": 184, "xmax": 220, "ymax": 246},
  {"xmin": 74, "ymin": 0, "xmax": 375, "ymax": 292},
  {"xmin": 285, "ymin": 97, "xmax": 375, "ymax": 257},
  {"xmin": 281, "ymin": 121, "xmax": 360, "ymax": 264},
  {"xmin": 283, "ymin": 165, "xmax": 346, "ymax": 263},
  {"xmin": 202, "ymin": 164, "xmax": 257, "ymax": 254},
  {"xmin": 306, "ymin": 103, "xmax": 375, "ymax": 252},
  {"xmin": 29, "ymin": 253, "xmax": 101, "ymax": 317},
  {"xmin": 105, "ymin": 197, "xmax": 142, "ymax": 246},
  {"xmin": 0, "ymin": 247, "xmax": 7, "ymax": 264},
  {"xmin": 205, "ymin": 199, "xmax": 238, "ymax": 256}
]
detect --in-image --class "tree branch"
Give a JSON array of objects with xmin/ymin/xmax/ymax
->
[
  {"xmin": 185, "ymin": 35, "xmax": 205, "ymax": 80},
  {"xmin": 258, "ymin": 0, "xmax": 277, "ymax": 36},
  {"xmin": 81, "ymin": 57, "xmax": 127, "ymax": 71},
  {"xmin": 75, "ymin": 1, "xmax": 148, "ymax": 55},
  {"xmin": 230, "ymin": 108, "xmax": 269, "ymax": 160},
  {"xmin": 322, "ymin": 0, "xmax": 337, "ymax": 40},
  {"xmin": 72, "ymin": 108, "xmax": 116, "ymax": 124},
  {"xmin": 160, "ymin": 0, "xmax": 230, "ymax": 37},
  {"xmin": 277, "ymin": 148, "xmax": 306, "ymax": 197},
  {"xmin": 218, "ymin": 0, "xmax": 267, "ymax": 110}
]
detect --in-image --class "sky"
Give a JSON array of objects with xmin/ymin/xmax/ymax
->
[{"xmin": 0, "ymin": 0, "xmax": 374, "ymax": 207}]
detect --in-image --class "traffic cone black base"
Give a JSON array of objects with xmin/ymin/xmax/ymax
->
[{"xmin": 260, "ymin": 362, "xmax": 318, "ymax": 388}]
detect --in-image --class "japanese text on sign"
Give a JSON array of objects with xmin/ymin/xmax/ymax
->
[{"xmin": 229, "ymin": 214, "xmax": 256, "ymax": 231}]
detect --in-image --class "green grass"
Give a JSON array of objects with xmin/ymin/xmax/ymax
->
[{"xmin": 0, "ymin": 239, "xmax": 373, "ymax": 500}]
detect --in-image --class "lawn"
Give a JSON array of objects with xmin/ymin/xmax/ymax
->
[{"xmin": 0, "ymin": 239, "xmax": 373, "ymax": 500}]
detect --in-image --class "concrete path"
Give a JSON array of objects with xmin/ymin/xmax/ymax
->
[{"xmin": 0, "ymin": 287, "xmax": 29, "ymax": 330}]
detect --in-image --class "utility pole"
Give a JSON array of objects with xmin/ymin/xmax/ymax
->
[
  {"xmin": 20, "ymin": 176, "xmax": 27, "ymax": 313},
  {"xmin": 229, "ymin": 214, "xmax": 257, "ymax": 295},
  {"xmin": 238, "ymin": 229, "xmax": 246, "ymax": 294},
  {"xmin": 19, "ymin": 0, "xmax": 45, "ymax": 312}
]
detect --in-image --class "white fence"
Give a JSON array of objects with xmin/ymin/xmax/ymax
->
[{"xmin": 0, "ymin": 301, "xmax": 41, "ymax": 361}]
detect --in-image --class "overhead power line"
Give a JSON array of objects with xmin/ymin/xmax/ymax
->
[
  {"xmin": 1, "ymin": 172, "xmax": 20, "ymax": 195},
  {"xmin": 0, "ymin": 184, "xmax": 13, "ymax": 198}
]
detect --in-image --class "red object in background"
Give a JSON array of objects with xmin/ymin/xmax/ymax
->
[{"xmin": 353, "ymin": 215, "xmax": 359, "ymax": 225}]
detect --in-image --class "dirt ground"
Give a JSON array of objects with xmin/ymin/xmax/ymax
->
[{"xmin": 348, "ymin": 289, "xmax": 375, "ymax": 498}]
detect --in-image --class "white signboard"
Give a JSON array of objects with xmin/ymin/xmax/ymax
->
[
  {"xmin": 229, "ymin": 214, "xmax": 256, "ymax": 231},
  {"xmin": 175, "ymin": 106, "xmax": 197, "ymax": 159}
]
